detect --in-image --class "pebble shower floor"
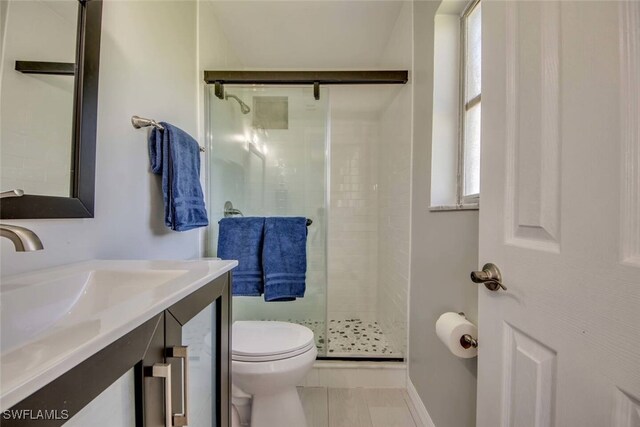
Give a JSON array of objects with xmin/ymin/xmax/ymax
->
[{"xmin": 282, "ymin": 318, "xmax": 401, "ymax": 358}]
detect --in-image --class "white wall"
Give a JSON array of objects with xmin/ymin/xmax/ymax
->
[
  {"xmin": 408, "ymin": 2, "xmax": 479, "ymax": 427},
  {"xmin": 431, "ymin": 14, "xmax": 461, "ymax": 207},
  {"xmin": 208, "ymin": 1, "xmax": 404, "ymax": 70},
  {"xmin": 0, "ymin": 1, "xmax": 7, "ymax": 51},
  {"xmin": 198, "ymin": 0, "xmax": 243, "ymax": 258},
  {"xmin": 196, "ymin": 0, "xmax": 243, "ymax": 150},
  {"xmin": 1, "ymin": 1, "xmax": 202, "ymax": 277}
]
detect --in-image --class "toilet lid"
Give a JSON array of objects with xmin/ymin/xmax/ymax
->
[{"xmin": 232, "ymin": 321, "xmax": 315, "ymax": 361}]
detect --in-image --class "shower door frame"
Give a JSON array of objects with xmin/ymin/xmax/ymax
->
[{"xmin": 204, "ymin": 71, "xmax": 409, "ymax": 361}]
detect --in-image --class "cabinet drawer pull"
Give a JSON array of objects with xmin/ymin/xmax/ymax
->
[
  {"xmin": 148, "ymin": 363, "xmax": 172, "ymax": 427},
  {"xmin": 168, "ymin": 346, "xmax": 189, "ymax": 426}
]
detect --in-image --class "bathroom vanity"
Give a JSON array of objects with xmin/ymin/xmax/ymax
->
[{"xmin": 0, "ymin": 259, "xmax": 237, "ymax": 427}]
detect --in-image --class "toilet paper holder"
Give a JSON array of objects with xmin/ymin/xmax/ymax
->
[
  {"xmin": 457, "ymin": 312, "xmax": 479, "ymax": 349},
  {"xmin": 461, "ymin": 334, "xmax": 478, "ymax": 349}
]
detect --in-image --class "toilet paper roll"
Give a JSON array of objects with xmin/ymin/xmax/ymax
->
[{"xmin": 436, "ymin": 312, "xmax": 478, "ymax": 358}]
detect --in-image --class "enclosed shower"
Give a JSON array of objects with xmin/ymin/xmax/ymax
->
[{"xmin": 206, "ymin": 72, "xmax": 411, "ymax": 360}]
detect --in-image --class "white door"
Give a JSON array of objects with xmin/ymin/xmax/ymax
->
[{"xmin": 477, "ymin": 1, "xmax": 640, "ymax": 427}]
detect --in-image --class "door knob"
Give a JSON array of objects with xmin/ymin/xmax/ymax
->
[{"xmin": 471, "ymin": 263, "xmax": 507, "ymax": 291}]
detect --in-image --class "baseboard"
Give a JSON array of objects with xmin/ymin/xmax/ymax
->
[
  {"xmin": 298, "ymin": 360, "xmax": 407, "ymax": 388},
  {"xmin": 406, "ymin": 377, "xmax": 436, "ymax": 427}
]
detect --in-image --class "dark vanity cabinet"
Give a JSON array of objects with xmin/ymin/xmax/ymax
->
[
  {"xmin": 142, "ymin": 274, "xmax": 231, "ymax": 427},
  {"xmin": 4, "ymin": 272, "xmax": 231, "ymax": 427}
]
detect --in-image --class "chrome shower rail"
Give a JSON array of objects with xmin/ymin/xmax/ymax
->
[{"xmin": 131, "ymin": 115, "xmax": 205, "ymax": 152}]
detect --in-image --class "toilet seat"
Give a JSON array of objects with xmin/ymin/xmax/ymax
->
[
  {"xmin": 232, "ymin": 321, "xmax": 315, "ymax": 362},
  {"xmin": 233, "ymin": 341, "xmax": 316, "ymax": 362}
]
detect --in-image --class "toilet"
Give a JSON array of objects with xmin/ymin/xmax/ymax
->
[{"xmin": 232, "ymin": 321, "xmax": 317, "ymax": 427}]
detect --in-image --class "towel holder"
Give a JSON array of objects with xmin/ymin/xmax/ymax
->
[
  {"xmin": 224, "ymin": 201, "xmax": 244, "ymax": 218},
  {"xmin": 223, "ymin": 201, "xmax": 313, "ymax": 227},
  {"xmin": 131, "ymin": 115, "xmax": 205, "ymax": 152}
]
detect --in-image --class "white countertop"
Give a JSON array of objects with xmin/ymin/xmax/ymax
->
[{"xmin": 0, "ymin": 259, "xmax": 237, "ymax": 411}]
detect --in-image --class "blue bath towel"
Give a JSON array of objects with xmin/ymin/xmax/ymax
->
[
  {"xmin": 217, "ymin": 217, "xmax": 265, "ymax": 296},
  {"xmin": 148, "ymin": 123, "xmax": 208, "ymax": 231},
  {"xmin": 263, "ymin": 217, "xmax": 307, "ymax": 301}
]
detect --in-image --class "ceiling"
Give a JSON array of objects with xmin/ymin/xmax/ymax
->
[{"xmin": 208, "ymin": 1, "xmax": 406, "ymax": 69}]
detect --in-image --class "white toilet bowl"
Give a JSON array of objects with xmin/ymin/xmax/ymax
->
[{"xmin": 232, "ymin": 321, "xmax": 317, "ymax": 427}]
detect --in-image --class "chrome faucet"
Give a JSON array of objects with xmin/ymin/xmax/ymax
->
[
  {"xmin": 0, "ymin": 224, "xmax": 44, "ymax": 251},
  {"xmin": 0, "ymin": 189, "xmax": 44, "ymax": 251},
  {"xmin": 0, "ymin": 189, "xmax": 24, "ymax": 199}
]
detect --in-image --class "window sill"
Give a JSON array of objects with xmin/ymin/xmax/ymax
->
[{"xmin": 429, "ymin": 203, "xmax": 479, "ymax": 212}]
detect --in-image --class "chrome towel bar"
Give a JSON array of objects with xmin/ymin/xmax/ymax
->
[
  {"xmin": 223, "ymin": 201, "xmax": 313, "ymax": 226},
  {"xmin": 131, "ymin": 115, "xmax": 205, "ymax": 152},
  {"xmin": 224, "ymin": 201, "xmax": 244, "ymax": 218}
]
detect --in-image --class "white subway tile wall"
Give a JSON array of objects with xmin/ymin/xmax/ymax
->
[{"xmin": 329, "ymin": 118, "xmax": 380, "ymax": 320}]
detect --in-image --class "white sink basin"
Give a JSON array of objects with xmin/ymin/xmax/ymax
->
[
  {"xmin": 0, "ymin": 259, "xmax": 237, "ymax": 411},
  {"xmin": 2, "ymin": 269, "xmax": 186, "ymax": 353}
]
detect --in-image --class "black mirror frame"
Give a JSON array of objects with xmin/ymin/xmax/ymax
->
[{"xmin": 1, "ymin": 0, "xmax": 102, "ymax": 219}]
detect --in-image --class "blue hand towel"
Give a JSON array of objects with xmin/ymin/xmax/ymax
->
[
  {"xmin": 263, "ymin": 217, "xmax": 307, "ymax": 301},
  {"xmin": 217, "ymin": 217, "xmax": 265, "ymax": 296},
  {"xmin": 148, "ymin": 123, "xmax": 208, "ymax": 231}
]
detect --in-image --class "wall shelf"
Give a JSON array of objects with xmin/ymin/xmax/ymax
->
[{"xmin": 15, "ymin": 61, "xmax": 75, "ymax": 76}]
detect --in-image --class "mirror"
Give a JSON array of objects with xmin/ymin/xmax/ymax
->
[
  {"xmin": 1, "ymin": 0, "xmax": 77, "ymax": 198},
  {"xmin": 0, "ymin": 0, "xmax": 102, "ymax": 218}
]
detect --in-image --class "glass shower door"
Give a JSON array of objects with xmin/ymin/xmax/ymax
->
[{"xmin": 206, "ymin": 85, "xmax": 329, "ymax": 356}]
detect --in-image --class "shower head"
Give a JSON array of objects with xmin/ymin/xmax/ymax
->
[{"xmin": 225, "ymin": 93, "xmax": 251, "ymax": 114}]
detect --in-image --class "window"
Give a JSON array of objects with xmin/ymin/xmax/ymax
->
[
  {"xmin": 460, "ymin": 0, "xmax": 481, "ymax": 203},
  {"xmin": 430, "ymin": 0, "xmax": 481, "ymax": 210}
]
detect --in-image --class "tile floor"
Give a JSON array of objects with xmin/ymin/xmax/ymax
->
[{"xmin": 297, "ymin": 387, "xmax": 419, "ymax": 427}]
